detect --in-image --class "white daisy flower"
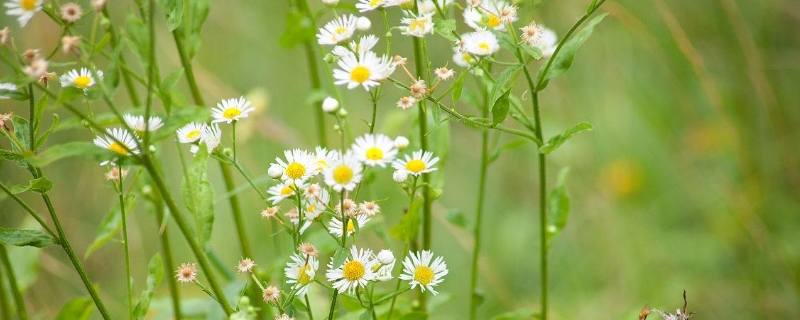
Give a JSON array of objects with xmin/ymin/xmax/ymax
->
[
  {"xmin": 329, "ymin": 215, "xmax": 370, "ymax": 238},
  {"xmin": 60, "ymin": 68, "xmax": 103, "ymax": 90},
  {"xmin": 285, "ymin": 208, "xmax": 300, "ymax": 225},
  {"xmin": 383, "ymin": 0, "xmax": 413, "ymax": 9},
  {"xmin": 435, "ymin": 67, "xmax": 455, "ymax": 81},
  {"xmin": 275, "ymin": 149, "xmax": 317, "ymax": 184},
  {"xmin": 463, "ymin": 0, "xmax": 516, "ymax": 31},
  {"xmin": 93, "ymin": 128, "xmax": 139, "ymax": 156},
  {"xmin": 326, "ymin": 246, "xmax": 378, "ymax": 295},
  {"xmin": 536, "ymin": 26, "xmax": 558, "ymax": 58},
  {"xmin": 176, "ymin": 122, "xmax": 207, "ymax": 144},
  {"xmin": 313, "ymin": 146, "xmax": 333, "ymax": 172},
  {"xmin": 348, "ymin": 34, "xmax": 379, "ymax": 58},
  {"xmin": 123, "ymin": 114, "xmax": 164, "ymax": 133},
  {"xmin": 211, "ymin": 96, "xmax": 254, "ymax": 124},
  {"xmin": 5, "ymin": 0, "xmax": 43, "ymax": 27},
  {"xmin": 198, "ymin": 124, "xmax": 222, "ymax": 153},
  {"xmin": 452, "ymin": 46, "xmax": 476, "ymax": 67},
  {"xmin": 461, "ymin": 30, "xmax": 499, "ymax": 56},
  {"xmin": 333, "ymin": 50, "xmax": 394, "ymax": 90},
  {"xmin": 284, "ymin": 253, "xmax": 318, "ymax": 296},
  {"xmin": 392, "ymin": 150, "xmax": 440, "ymax": 176},
  {"xmin": 355, "ymin": 0, "xmax": 384, "ymax": 12},
  {"xmin": 317, "ymin": 14, "xmax": 357, "ymax": 46},
  {"xmin": 324, "ymin": 151, "xmax": 363, "ymax": 192},
  {"xmin": 399, "ymin": 250, "xmax": 448, "ymax": 294},
  {"xmin": 267, "ymin": 181, "xmax": 302, "ymax": 205},
  {"xmin": 401, "ymin": 12, "xmax": 434, "ymax": 38},
  {"xmin": 351, "ymin": 133, "xmax": 398, "ymax": 167},
  {"xmin": 0, "ymin": 82, "xmax": 17, "ymax": 99},
  {"xmin": 304, "ymin": 187, "xmax": 330, "ymax": 221}
]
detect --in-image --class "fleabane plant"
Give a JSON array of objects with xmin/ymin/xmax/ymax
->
[{"xmin": 0, "ymin": 0, "xmax": 610, "ymax": 319}]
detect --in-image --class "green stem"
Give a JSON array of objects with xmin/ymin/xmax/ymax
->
[
  {"xmin": 305, "ymin": 294, "xmax": 314, "ymax": 320},
  {"xmin": 117, "ymin": 176, "xmax": 134, "ymax": 319},
  {"xmin": 102, "ymin": 7, "xmax": 141, "ymax": 107},
  {"xmin": 0, "ymin": 183, "xmax": 57, "ymax": 239},
  {"xmin": 220, "ymin": 163, "xmax": 253, "ymax": 258},
  {"xmin": 27, "ymin": 84, "xmax": 34, "ymax": 151},
  {"xmin": 0, "ymin": 261, "xmax": 10, "ymax": 320},
  {"xmin": 155, "ymin": 202, "xmax": 183, "ymax": 320},
  {"xmin": 143, "ymin": 0, "xmax": 156, "ymax": 148},
  {"xmin": 469, "ymin": 82, "xmax": 491, "ymax": 320},
  {"xmin": 172, "ymin": 29, "xmax": 204, "ymax": 106},
  {"xmin": 327, "ymin": 190, "xmax": 349, "ymax": 319},
  {"xmin": 0, "ymin": 245, "xmax": 27, "ymax": 320},
  {"xmin": 412, "ymin": 32, "xmax": 432, "ymax": 311},
  {"xmin": 297, "ymin": 0, "xmax": 327, "ymax": 147},
  {"xmin": 388, "ymin": 178, "xmax": 419, "ymax": 318},
  {"xmin": 141, "ymin": 157, "xmax": 234, "ymax": 314}
]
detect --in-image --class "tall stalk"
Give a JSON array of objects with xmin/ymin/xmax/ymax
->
[
  {"xmin": 297, "ymin": 0, "xmax": 328, "ymax": 146},
  {"xmin": 0, "ymin": 245, "xmax": 27, "ymax": 320},
  {"xmin": 154, "ymin": 201, "xmax": 183, "ymax": 320},
  {"xmin": 469, "ymin": 79, "xmax": 491, "ymax": 320},
  {"xmin": 116, "ymin": 176, "xmax": 134, "ymax": 319}
]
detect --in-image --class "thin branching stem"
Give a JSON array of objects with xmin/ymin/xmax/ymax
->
[{"xmin": 0, "ymin": 245, "xmax": 27, "ymax": 320}]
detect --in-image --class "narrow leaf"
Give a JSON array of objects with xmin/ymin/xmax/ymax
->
[
  {"xmin": 133, "ymin": 254, "xmax": 164, "ymax": 320},
  {"xmin": 489, "ymin": 65, "xmax": 521, "ymax": 107},
  {"xmin": 35, "ymin": 113, "xmax": 60, "ymax": 150},
  {"xmin": 547, "ymin": 168, "xmax": 571, "ymax": 241},
  {"xmin": 279, "ymin": 10, "xmax": 315, "ymax": 49},
  {"xmin": 536, "ymin": 13, "xmax": 608, "ymax": 90},
  {"xmin": 539, "ymin": 121, "xmax": 594, "ymax": 154},
  {"xmin": 10, "ymin": 177, "xmax": 52, "ymax": 194},
  {"xmin": 85, "ymin": 195, "xmax": 137, "ymax": 259},
  {"xmin": 520, "ymin": 45, "xmax": 543, "ymax": 60},
  {"xmin": 160, "ymin": 0, "xmax": 184, "ymax": 31},
  {"xmin": 491, "ymin": 89, "xmax": 511, "ymax": 125},
  {"xmin": 54, "ymin": 298, "xmax": 93, "ymax": 320},
  {"xmin": 451, "ymin": 75, "xmax": 464, "ymax": 102},
  {"xmin": 390, "ymin": 199, "xmax": 422, "ymax": 242},
  {"xmin": 181, "ymin": 147, "xmax": 215, "ymax": 248},
  {"xmin": 0, "ymin": 228, "xmax": 57, "ymax": 248}
]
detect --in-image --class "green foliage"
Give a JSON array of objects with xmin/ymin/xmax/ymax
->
[
  {"xmin": 538, "ymin": 121, "xmax": 594, "ymax": 154},
  {"xmin": 536, "ymin": 13, "xmax": 608, "ymax": 90},
  {"xmin": 54, "ymin": 297, "xmax": 94, "ymax": 320},
  {"xmin": 399, "ymin": 311, "xmax": 428, "ymax": 320},
  {"xmin": 181, "ymin": 147, "xmax": 215, "ymax": 249},
  {"xmin": 279, "ymin": 10, "xmax": 315, "ymax": 49},
  {"xmin": 547, "ymin": 168, "xmax": 571, "ymax": 243},
  {"xmin": 85, "ymin": 194, "xmax": 137, "ymax": 259},
  {"xmin": 158, "ymin": 0, "xmax": 184, "ymax": 31},
  {"xmin": 25, "ymin": 141, "xmax": 136, "ymax": 167},
  {"xmin": 434, "ymin": 18, "xmax": 457, "ymax": 42},
  {"xmin": 0, "ymin": 227, "xmax": 57, "ymax": 247},
  {"xmin": 520, "ymin": 45, "xmax": 543, "ymax": 60},
  {"xmin": 125, "ymin": 14, "xmax": 151, "ymax": 71},
  {"xmin": 491, "ymin": 89, "xmax": 511, "ymax": 125},
  {"xmin": 445, "ymin": 209, "xmax": 468, "ymax": 229},
  {"xmin": 159, "ymin": 68, "xmax": 185, "ymax": 111},
  {"xmin": 187, "ymin": 0, "xmax": 211, "ymax": 58},
  {"xmin": 390, "ymin": 198, "xmax": 422, "ymax": 242},
  {"xmin": 9, "ymin": 177, "xmax": 52, "ymax": 194},
  {"xmin": 35, "ymin": 113, "xmax": 59, "ymax": 151},
  {"xmin": 133, "ymin": 254, "xmax": 164, "ymax": 320},
  {"xmin": 150, "ymin": 106, "xmax": 209, "ymax": 142},
  {"xmin": 490, "ymin": 308, "xmax": 540, "ymax": 320}
]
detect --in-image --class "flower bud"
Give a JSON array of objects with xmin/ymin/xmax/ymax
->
[
  {"xmin": 393, "ymin": 170, "xmax": 408, "ymax": 183},
  {"xmin": 356, "ymin": 16, "xmax": 371, "ymax": 31},
  {"xmin": 394, "ymin": 136, "xmax": 409, "ymax": 150},
  {"xmin": 322, "ymin": 97, "xmax": 339, "ymax": 113},
  {"xmin": 377, "ymin": 250, "xmax": 394, "ymax": 265},
  {"xmin": 268, "ymin": 164, "xmax": 283, "ymax": 179}
]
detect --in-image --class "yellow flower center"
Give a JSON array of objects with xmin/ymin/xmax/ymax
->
[
  {"xmin": 350, "ymin": 66, "xmax": 371, "ymax": 83},
  {"xmin": 280, "ymin": 186, "xmax": 294, "ymax": 196},
  {"xmin": 346, "ymin": 219, "xmax": 355, "ymax": 233},
  {"xmin": 365, "ymin": 147, "xmax": 383, "ymax": 161},
  {"xmin": 342, "ymin": 260, "xmax": 365, "ymax": 281},
  {"xmin": 297, "ymin": 264, "xmax": 312, "ymax": 285},
  {"xmin": 186, "ymin": 130, "xmax": 201, "ymax": 140},
  {"xmin": 409, "ymin": 19, "xmax": 426, "ymax": 32},
  {"xmin": 222, "ymin": 107, "xmax": 241, "ymax": 119},
  {"xmin": 21, "ymin": 0, "xmax": 37, "ymax": 11},
  {"xmin": 307, "ymin": 204, "xmax": 317, "ymax": 214},
  {"xmin": 478, "ymin": 43, "xmax": 490, "ymax": 52},
  {"xmin": 486, "ymin": 14, "xmax": 500, "ymax": 28},
  {"xmin": 335, "ymin": 27, "xmax": 347, "ymax": 35},
  {"xmin": 333, "ymin": 165, "xmax": 354, "ymax": 184},
  {"xmin": 369, "ymin": 0, "xmax": 380, "ymax": 6},
  {"xmin": 413, "ymin": 266, "xmax": 434, "ymax": 285},
  {"xmin": 462, "ymin": 53, "xmax": 473, "ymax": 62},
  {"xmin": 108, "ymin": 142, "xmax": 129, "ymax": 155},
  {"xmin": 285, "ymin": 162, "xmax": 306, "ymax": 180},
  {"xmin": 73, "ymin": 76, "xmax": 92, "ymax": 89},
  {"xmin": 405, "ymin": 159, "xmax": 426, "ymax": 173}
]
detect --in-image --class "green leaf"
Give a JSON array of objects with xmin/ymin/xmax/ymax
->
[
  {"xmin": 433, "ymin": 18, "xmax": 457, "ymax": 42},
  {"xmin": 520, "ymin": 44, "xmax": 543, "ymax": 60},
  {"xmin": 332, "ymin": 246, "xmax": 348, "ymax": 268},
  {"xmin": 35, "ymin": 113, "xmax": 59, "ymax": 150},
  {"xmin": 538, "ymin": 121, "xmax": 594, "ymax": 154},
  {"xmin": 10, "ymin": 177, "xmax": 52, "ymax": 194},
  {"xmin": 399, "ymin": 311, "xmax": 428, "ymax": 320},
  {"xmin": 489, "ymin": 65, "xmax": 521, "ymax": 107},
  {"xmin": 133, "ymin": 254, "xmax": 164, "ymax": 320},
  {"xmin": 0, "ymin": 227, "xmax": 57, "ymax": 248},
  {"xmin": 304, "ymin": 88, "xmax": 329, "ymax": 106},
  {"xmin": 489, "ymin": 138, "xmax": 530, "ymax": 163},
  {"xmin": 181, "ymin": 147, "xmax": 215, "ymax": 249},
  {"xmin": 125, "ymin": 14, "xmax": 151, "ymax": 71},
  {"xmin": 587, "ymin": 0, "xmax": 598, "ymax": 14},
  {"xmin": 491, "ymin": 89, "xmax": 511, "ymax": 125},
  {"xmin": 159, "ymin": 0, "xmax": 184, "ymax": 31},
  {"xmin": 279, "ymin": 10, "xmax": 315, "ymax": 49},
  {"xmin": 445, "ymin": 210, "xmax": 467, "ymax": 229},
  {"xmin": 390, "ymin": 198, "xmax": 422, "ymax": 242},
  {"xmin": 292, "ymin": 297, "xmax": 309, "ymax": 311},
  {"xmin": 188, "ymin": 0, "xmax": 211, "ymax": 58},
  {"xmin": 536, "ymin": 13, "xmax": 608, "ymax": 90},
  {"xmin": 547, "ymin": 168, "xmax": 571, "ymax": 239},
  {"xmin": 0, "ymin": 88, "xmax": 28, "ymax": 100},
  {"xmin": 451, "ymin": 75, "xmax": 464, "ymax": 102},
  {"xmin": 105, "ymin": 41, "xmax": 124, "ymax": 90},
  {"xmin": 11, "ymin": 115, "xmax": 30, "ymax": 151},
  {"xmin": 360, "ymin": 310, "xmax": 372, "ymax": 320},
  {"xmin": 159, "ymin": 68, "xmax": 184, "ymax": 111},
  {"xmin": 0, "ymin": 149, "xmax": 26, "ymax": 168},
  {"xmin": 26, "ymin": 141, "xmax": 134, "ymax": 167},
  {"xmin": 85, "ymin": 195, "xmax": 137, "ymax": 259},
  {"xmin": 490, "ymin": 308, "xmax": 540, "ymax": 320},
  {"xmin": 55, "ymin": 297, "xmax": 94, "ymax": 320}
]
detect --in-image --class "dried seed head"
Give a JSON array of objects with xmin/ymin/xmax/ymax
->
[
  {"xmin": 23, "ymin": 49, "xmax": 40, "ymax": 64},
  {"xmin": 92, "ymin": 0, "xmax": 107, "ymax": 12},
  {"xmin": 60, "ymin": 3, "xmax": 84, "ymax": 24},
  {"xmin": 236, "ymin": 258, "xmax": 256, "ymax": 273},
  {"xmin": 24, "ymin": 58, "xmax": 48, "ymax": 79},
  {"xmin": 61, "ymin": 35, "xmax": 81, "ymax": 55},
  {"xmin": 410, "ymin": 79, "xmax": 427, "ymax": 98},
  {"xmin": 262, "ymin": 286, "xmax": 281, "ymax": 303},
  {"xmin": 396, "ymin": 96, "xmax": 417, "ymax": 110},
  {"xmin": 175, "ymin": 263, "xmax": 198, "ymax": 283},
  {"xmin": 0, "ymin": 27, "xmax": 10, "ymax": 46},
  {"xmin": 261, "ymin": 206, "xmax": 280, "ymax": 219},
  {"xmin": 297, "ymin": 242, "xmax": 319, "ymax": 257}
]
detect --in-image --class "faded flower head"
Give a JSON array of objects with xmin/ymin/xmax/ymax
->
[
  {"xmin": 236, "ymin": 258, "xmax": 256, "ymax": 273},
  {"xmin": 175, "ymin": 263, "xmax": 198, "ymax": 283},
  {"xmin": 60, "ymin": 2, "xmax": 83, "ymax": 23}
]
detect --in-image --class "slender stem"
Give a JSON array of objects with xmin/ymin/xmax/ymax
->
[
  {"xmin": 102, "ymin": 7, "xmax": 141, "ymax": 107},
  {"xmin": 220, "ymin": 163, "xmax": 253, "ymax": 258},
  {"xmin": 27, "ymin": 84, "xmax": 34, "ymax": 151},
  {"xmin": 369, "ymin": 89, "xmax": 379, "ymax": 134},
  {"xmin": 469, "ymin": 83, "xmax": 491, "ymax": 320},
  {"xmin": 0, "ymin": 245, "xmax": 27, "ymax": 320},
  {"xmin": 327, "ymin": 190, "xmax": 348, "ymax": 320},
  {"xmin": 172, "ymin": 29, "xmax": 204, "ymax": 106},
  {"xmin": 297, "ymin": 0, "xmax": 327, "ymax": 146},
  {"xmin": 36, "ymin": 176, "xmax": 113, "ymax": 319},
  {"xmin": 232, "ymin": 122, "xmax": 237, "ymax": 162},
  {"xmin": 0, "ymin": 183, "xmax": 57, "ymax": 239},
  {"xmin": 0, "ymin": 262, "xmax": 10, "ymax": 320},
  {"xmin": 388, "ymin": 178, "xmax": 419, "ymax": 318},
  {"xmin": 117, "ymin": 176, "xmax": 134, "ymax": 319},
  {"xmin": 141, "ymin": 157, "xmax": 234, "ymax": 314},
  {"xmin": 232, "ymin": 161, "xmax": 269, "ymax": 201},
  {"xmin": 155, "ymin": 202, "xmax": 183, "ymax": 320},
  {"xmin": 143, "ymin": 0, "xmax": 156, "ymax": 149},
  {"xmin": 305, "ymin": 294, "xmax": 314, "ymax": 320}
]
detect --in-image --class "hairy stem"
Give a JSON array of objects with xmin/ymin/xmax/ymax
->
[
  {"xmin": 0, "ymin": 245, "xmax": 27, "ymax": 320},
  {"xmin": 117, "ymin": 177, "xmax": 134, "ymax": 319},
  {"xmin": 469, "ymin": 81, "xmax": 491, "ymax": 320}
]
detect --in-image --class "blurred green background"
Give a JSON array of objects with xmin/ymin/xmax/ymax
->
[{"xmin": 1, "ymin": 0, "xmax": 799, "ymax": 319}]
